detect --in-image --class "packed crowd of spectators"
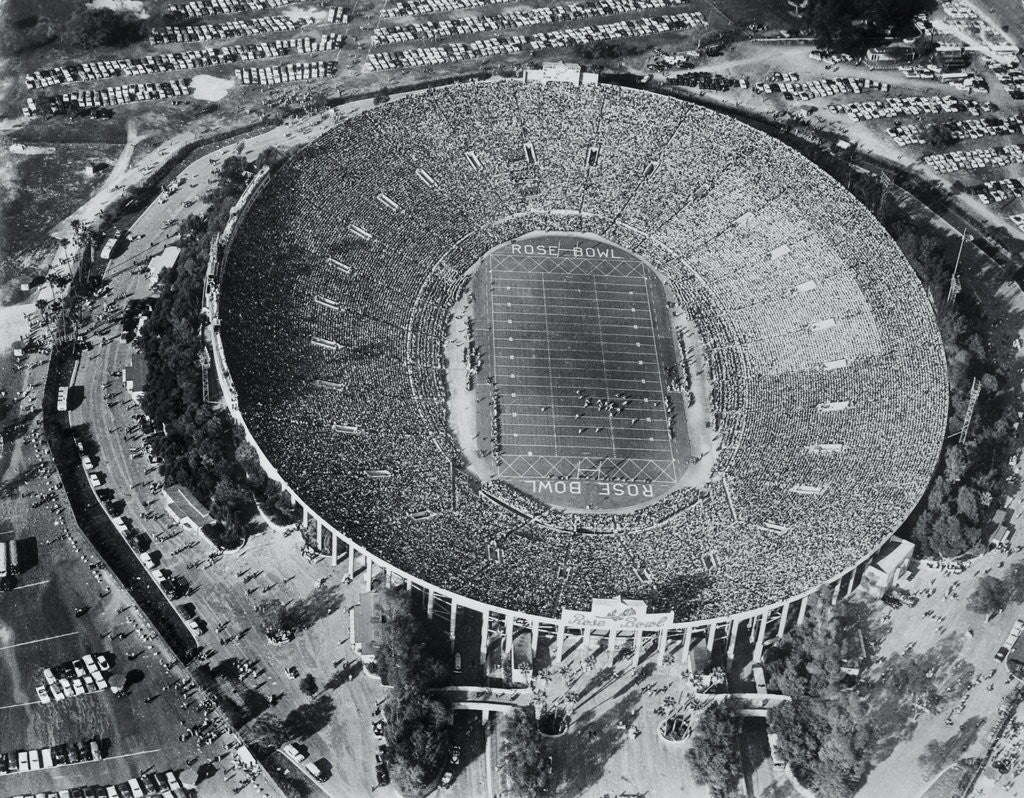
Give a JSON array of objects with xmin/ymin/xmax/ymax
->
[
  {"xmin": 217, "ymin": 81, "xmax": 947, "ymax": 622},
  {"xmin": 25, "ymin": 34, "xmax": 341, "ymax": 89},
  {"xmin": 371, "ymin": 0, "xmax": 676, "ymax": 46},
  {"xmin": 367, "ymin": 13, "xmax": 706, "ymax": 71},
  {"xmin": 23, "ymin": 79, "xmax": 191, "ymax": 116}
]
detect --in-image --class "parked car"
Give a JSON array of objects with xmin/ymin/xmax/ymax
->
[
  {"xmin": 304, "ymin": 761, "xmax": 327, "ymax": 782},
  {"xmin": 282, "ymin": 743, "xmax": 306, "ymax": 763}
]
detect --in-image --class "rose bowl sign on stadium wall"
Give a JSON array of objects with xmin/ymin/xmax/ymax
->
[{"xmin": 561, "ymin": 597, "xmax": 673, "ymax": 630}]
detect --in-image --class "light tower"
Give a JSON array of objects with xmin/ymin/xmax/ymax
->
[
  {"xmin": 959, "ymin": 378, "xmax": 981, "ymax": 445},
  {"xmin": 198, "ymin": 347, "xmax": 211, "ymax": 404}
]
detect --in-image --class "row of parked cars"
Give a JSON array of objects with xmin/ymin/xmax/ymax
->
[
  {"xmin": 10, "ymin": 770, "xmax": 187, "ymax": 798},
  {"xmin": 280, "ymin": 742, "xmax": 329, "ymax": 782},
  {"xmin": 36, "ymin": 653, "xmax": 112, "ymax": 703},
  {"xmin": 0, "ymin": 739, "xmax": 102, "ymax": 775}
]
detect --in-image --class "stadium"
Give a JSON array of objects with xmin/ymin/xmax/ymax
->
[{"xmin": 212, "ymin": 78, "xmax": 948, "ymax": 662}]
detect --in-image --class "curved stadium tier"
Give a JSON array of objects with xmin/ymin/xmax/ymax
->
[{"xmin": 218, "ymin": 80, "xmax": 948, "ymax": 623}]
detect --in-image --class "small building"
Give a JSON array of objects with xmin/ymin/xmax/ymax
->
[
  {"xmin": 122, "ymin": 356, "xmax": 148, "ymax": 400},
  {"xmin": 351, "ymin": 591, "xmax": 387, "ymax": 669},
  {"xmin": 988, "ymin": 509, "xmax": 1013, "ymax": 550},
  {"xmin": 12, "ymin": 340, "xmax": 24, "ymax": 358},
  {"xmin": 860, "ymin": 537, "xmax": 915, "ymax": 597},
  {"xmin": 1006, "ymin": 633, "xmax": 1024, "ymax": 679},
  {"xmin": 163, "ymin": 484, "xmax": 212, "ymax": 533},
  {"xmin": 147, "ymin": 246, "xmax": 180, "ymax": 282},
  {"xmin": 523, "ymin": 62, "xmax": 599, "ymax": 86},
  {"xmin": 86, "ymin": 162, "xmax": 108, "ymax": 176},
  {"xmin": 839, "ymin": 629, "xmax": 867, "ymax": 681},
  {"xmin": 934, "ymin": 48, "xmax": 972, "ymax": 74},
  {"xmin": 866, "ymin": 44, "xmax": 915, "ymax": 63}
]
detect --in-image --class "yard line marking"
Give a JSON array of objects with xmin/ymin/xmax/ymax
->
[{"xmin": 0, "ymin": 630, "xmax": 78, "ymax": 651}]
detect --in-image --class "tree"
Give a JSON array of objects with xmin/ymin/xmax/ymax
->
[
  {"xmin": 1007, "ymin": 562, "xmax": 1024, "ymax": 603},
  {"xmin": 804, "ymin": 0, "xmax": 937, "ymax": 54},
  {"xmin": 283, "ymin": 695, "xmax": 335, "ymax": 740},
  {"xmin": 299, "ymin": 674, "xmax": 317, "ymax": 696},
  {"xmin": 374, "ymin": 589, "xmax": 451, "ymax": 690},
  {"xmin": 384, "ymin": 690, "xmax": 453, "ymax": 796},
  {"xmin": 499, "ymin": 708, "xmax": 549, "ymax": 798},
  {"xmin": 368, "ymin": 588, "xmax": 454, "ymax": 796},
  {"xmin": 956, "ymin": 485, "xmax": 979, "ymax": 524},
  {"xmin": 245, "ymin": 713, "xmax": 289, "ymax": 756},
  {"xmin": 764, "ymin": 597, "xmax": 875, "ymax": 798},
  {"xmin": 62, "ymin": 5, "xmax": 148, "ymax": 50},
  {"xmin": 140, "ymin": 158, "xmax": 281, "ymax": 551},
  {"xmin": 0, "ymin": 15, "xmax": 58, "ymax": 56},
  {"xmin": 256, "ymin": 599, "xmax": 292, "ymax": 640},
  {"xmin": 967, "ymin": 575, "xmax": 1009, "ymax": 617},
  {"xmin": 924, "ymin": 124, "xmax": 956, "ymax": 149},
  {"xmin": 686, "ymin": 698, "xmax": 743, "ymax": 798}
]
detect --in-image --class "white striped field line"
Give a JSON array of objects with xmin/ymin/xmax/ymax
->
[
  {"xmin": 0, "ymin": 747, "xmax": 163, "ymax": 775},
  {"xmin": 12, "ymin": 579, "xmax": 50, "ymax": 590},
  {"xmin": 0, "ymin": 699, "xmax": 42, "ymax": 710},
  {"xmin": 0, "ymin": 631, "xmax": 79, "ymax": 651}
]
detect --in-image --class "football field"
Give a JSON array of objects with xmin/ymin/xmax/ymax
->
[{"xmin": 474, "ymin": 232, "xmax": 689, "ymax": 509}]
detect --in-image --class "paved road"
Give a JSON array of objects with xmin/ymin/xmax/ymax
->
[
  {"xmin": 0, "ymin": 357, "xmax": 272, "ymax": 796},
  {"xmin": 61, "ymin": 113, "xmax": 433, "ymax": 798}
]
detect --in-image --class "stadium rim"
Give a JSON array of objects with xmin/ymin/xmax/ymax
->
[{"xmin": 208, "ymin": 78, "xmax": 947, "ymax": 661}]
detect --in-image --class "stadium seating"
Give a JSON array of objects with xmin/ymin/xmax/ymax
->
[{"xmin": 218, "ymin": 81, "xmax": 947, "ymax": 621}]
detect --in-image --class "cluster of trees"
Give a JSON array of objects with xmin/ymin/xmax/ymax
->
[
  {"xmin": 923, "ymin": 123, "xmax": 957, "ymax": 149},
  {"xmin": 967, "ymin": 563, "xmax": 1024, "ymax": 617},
  {"xmin": 499, "ymin": 709, "xmax": 551, "ymax": 797},
  {"xmin": 905, "ymin": 295, "xmax": 1016, "ymax": 557},
  {"xmin": 764, "ymin": 591, "xmax": 985, "ymax": 796},
  {"xmin": 764, "ymin": 597, "xmax": 878, "ymax": 798},
  {"xmin": 888, "ymin": 214, "xmax": 1019, "ymax": 558},
  {"xmin": 141, "ymin": 149, "xmax": 293, "ymax": 548},
  {"xmin": 1, "ymin": 3, "xmax": 149, "ymax": 57},
  {"xmin": 803, "ymin": 0, "xmax": 936, "ymax": 54},
  {"xmin": 685, "ymin": 698, "xmax": 744, "ymax": 798},
  {"xmin": 63, "ymin": 5, "xmax": 149, "ymax": 50},
  {"xmin": 375, "ymin": 590, "xmax": 454, "ymax": 796}
]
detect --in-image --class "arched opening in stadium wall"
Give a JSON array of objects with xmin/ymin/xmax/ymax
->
[{"xmin": 446, "ymin": 231, "xmax": 717, "ymax": 513}]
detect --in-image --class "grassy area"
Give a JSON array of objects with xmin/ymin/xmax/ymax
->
[{"xmin": 0, "ymin": 142, "xmax": 122, "ymax": 269}]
